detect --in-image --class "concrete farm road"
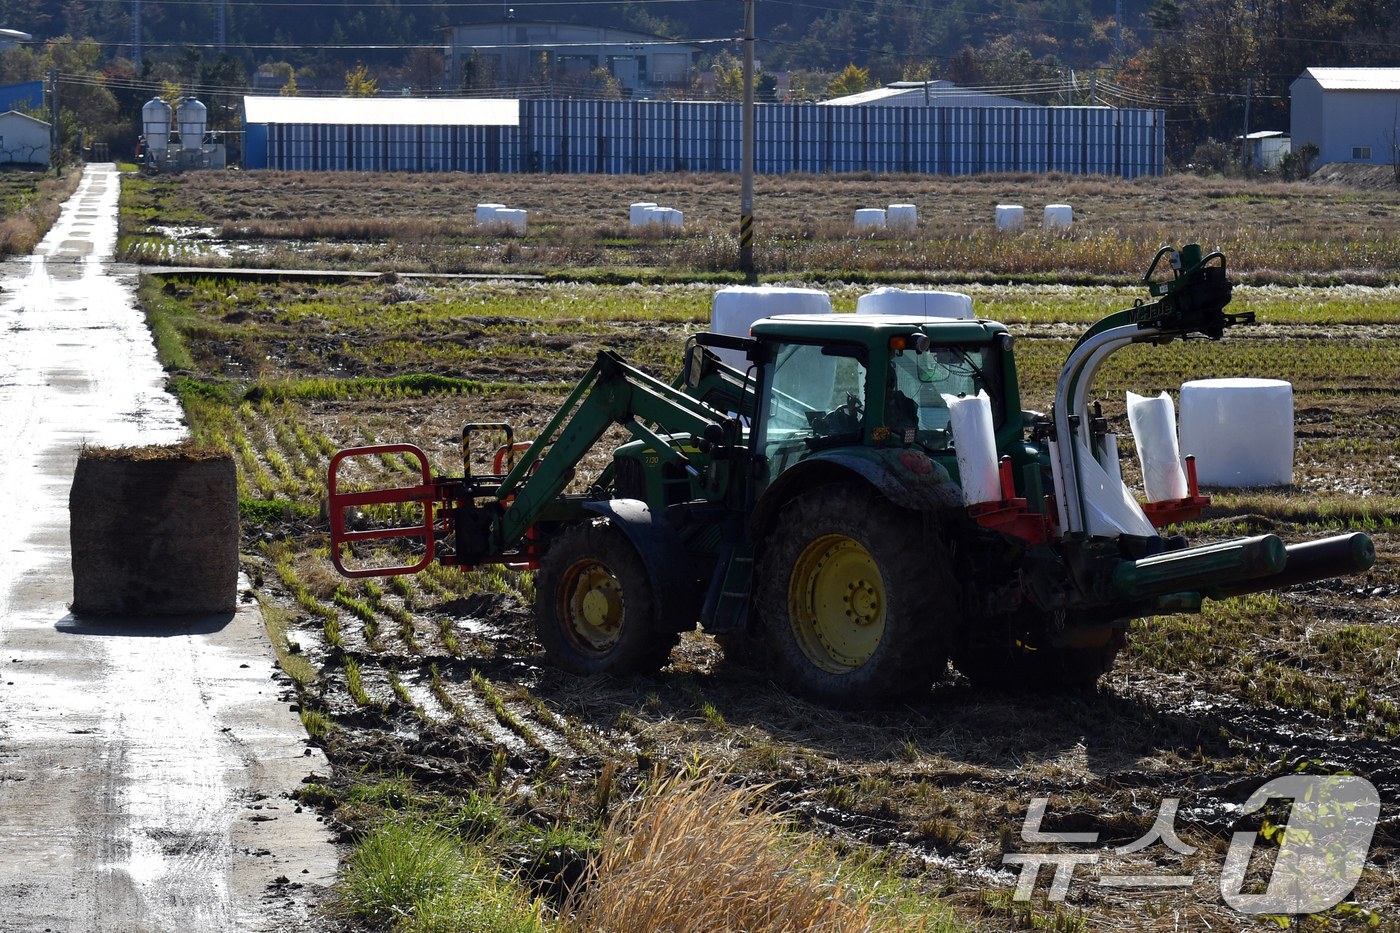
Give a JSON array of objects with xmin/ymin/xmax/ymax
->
[{"xmin": 0, "ymin": 164, "xmax": 336, "ymax": 932}]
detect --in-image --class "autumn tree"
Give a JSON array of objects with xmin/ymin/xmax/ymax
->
[
  {"xmin": 344, "ymin": 63, "xmax": 378, "ymax": 97},
  {"xmin": 827, "ymin": 63, "xmax": 871, "ymax": 97}
]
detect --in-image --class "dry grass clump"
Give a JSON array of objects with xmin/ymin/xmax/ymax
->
[
  {"xmin": 0, "ymin": 168, "xmax": 82, "ymax": 256},
  {"xmin": 564, "ymin": 775, "xmax": 927, "ymax": 933},
  {"xmin": 78, "ymin": 440, "xmax": 230, "ymax": 461}
]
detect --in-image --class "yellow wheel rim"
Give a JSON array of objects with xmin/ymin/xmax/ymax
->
[
  {"xmin": 788, "ymin": 534, "xmax": 886, "ymax": 673},
  {"xmin": 558, "ymin": 558, "xmax": 625, "ymax": 655}
]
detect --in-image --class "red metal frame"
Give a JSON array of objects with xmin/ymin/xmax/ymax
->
[
  {"xmin": 328, "ymin": 444, "xmax": 444, "ymax": 578},
  {"xmin": 494, "ymin": 441, "xmax": 534, "ymax": 475},
  {"xmin": 968, "ymin": 457, "xmax": 1051, "ymax": 545},
  {"xmin": 1141, "ymin": 455, "xmax": 1211, "ymax": 529}
]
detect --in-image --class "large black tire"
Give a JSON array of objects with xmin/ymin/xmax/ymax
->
[
  {"xmin": 953, "ymin": 618, "xmax": 1124, "ymax": 692},
  {"xmin": 755, "ymin": 485, "xmax": 959, "ymax": 707},
  {"xmin": 534, "ymin": 520, "xmax": 679, "ymax": 676}
]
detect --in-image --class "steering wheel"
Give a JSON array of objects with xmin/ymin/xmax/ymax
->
[{"xmin": 809, "ymin": 392, "xmax": 864, "ymax": 436}]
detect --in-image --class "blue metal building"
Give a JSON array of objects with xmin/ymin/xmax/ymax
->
[{"xmin": 244, "ymin": 96, "xmax": 1164, "ymax": 177}]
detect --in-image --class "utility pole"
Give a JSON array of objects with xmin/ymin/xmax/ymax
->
[
  {"xmin": 1115, "ymin": 0, "xmax": 1124, "ymax": 53},
  {"xmin": 1241, "ymin": 77, "xmax": 1252, "ymax": 169},
  {"xmin": 217, "ymin": 0, "xmax": 226, "ymax": 51},
  {"xmin": 739, "ymin": 0, "xmax": 755, "ymax": 277},
  {"xmin": 132, "ymin": 0, "xmax": 141, "ymax": 64},
  {"xmin": 48, "ymin": 67, "xmax": 58, "ymax": 167}
]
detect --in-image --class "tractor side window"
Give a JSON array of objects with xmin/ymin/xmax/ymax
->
[
  {"xmin": 886, "ymin": 345, "xmax": 1000, "ymax": 450},
  {"xmin": 757, "ymin": 343, "xmax": 867, "ymax": 477}
]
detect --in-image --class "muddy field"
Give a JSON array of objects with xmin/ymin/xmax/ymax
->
[
  {"xmin": 119, "ymin": 170, "xmax": 1400, "ymax": 282},
  {"xmin": 131, "ymin": 254, "xmax": 1400, "ymax": 931}
]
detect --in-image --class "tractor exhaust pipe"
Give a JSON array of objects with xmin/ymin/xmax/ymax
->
[{"xmin": 1204, "ymin": 532, "xmax": 1375, "ymax": 601}]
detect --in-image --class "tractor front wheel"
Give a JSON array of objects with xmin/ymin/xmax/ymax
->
[
  {"xmin": 534, "ymin": 520, "xmax": 678, "ymax": 676},
  {"xmin": 756, "ymin": 486, "xmax": 958, "ymax": 707}
]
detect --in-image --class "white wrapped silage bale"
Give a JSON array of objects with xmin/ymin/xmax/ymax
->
[
  {"xmin": 943, "ymin": 391, "xmax": 1000, "ymax": 505},
  {"xmin": 475, "ymin": 203, "xmax": 505, "ymax": 224},
  {"xmin": 856, "ymin": 287, "xmax": 973, "ymax": 320},
  {"xmin": 1179, "ymin": 378, "xmax": 1294, "ymax": 487},
  {"xmin": 1043, "ymin": 204, "xmax": 1073, "ymax": 231},
  {"xmin": 709, "ymin": 286, "xmax": 832, "ymax": 369},
  {"xmin": 854, "ymin": 208, "xmax": 886, "ymax": 230},
  {"xmin": 995, "ymin": 204, "xmax": 1025, "ymax": 231},
  {"xmin": 887, "ymin": 204, "xmax": 917, "ymax": 232},
  {"xmin": 494, "ymin": 208, "xmax": 527, "ymax": 235},
  {"xmin": 1126, "ymin": 391, "xmax": 1188, "ymax": 502},
  {"xmin": 660, "ymin": 207, "xmax": 684, "ymax": 230},
  {"xmin": 630, "ymin": 202, "xmax": 658, "ymax": 227}
]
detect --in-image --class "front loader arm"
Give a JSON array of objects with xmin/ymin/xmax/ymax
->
[
  {"xmin": 491, "ymin": 350, "xmax": 734, "ymax": 552},
  {"xmin": 327, "ymin": 348, "xmax": 738, "ymax": 575}
]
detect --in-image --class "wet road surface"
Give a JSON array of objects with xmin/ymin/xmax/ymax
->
[{"xmin": 0, "ymin": 164, "xmax": 336, "ymax": 932}]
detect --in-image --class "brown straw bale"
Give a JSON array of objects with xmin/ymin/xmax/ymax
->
[{"xmin": 70, "ymin": 443, "xmax": 238, "ymax": 615}]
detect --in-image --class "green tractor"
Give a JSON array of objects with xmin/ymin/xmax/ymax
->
[{"xmin": 329, "ymin": 246, "xmax": 1374, "ymax": 706}]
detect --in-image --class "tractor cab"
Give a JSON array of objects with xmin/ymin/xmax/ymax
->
[{"xmin": 743, "ymin": 313, "xmax": 1022, "ymax": 501}]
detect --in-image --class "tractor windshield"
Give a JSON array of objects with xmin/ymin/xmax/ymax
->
[
  {"xmin": 885, "ymin": 345, "xmax": 1000, "ymax": 450},
  {"xmin": 756, "ymin": 342, "xmax": 868, "ymax": 477}
]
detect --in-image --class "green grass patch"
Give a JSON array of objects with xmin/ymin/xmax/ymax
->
[
  {"xmin": 301, "ymin": 707, "xmax": 332, "ymax": 738},
  {"xmin": 240, "ymin": 497, "xmax": 318, "ymax": 525},
  {"xmin": 338, "ymin": 817, "xmax": 544, "ymax": 933}
]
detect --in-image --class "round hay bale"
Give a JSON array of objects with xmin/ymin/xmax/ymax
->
[{"xmin": 70, "ymin": 443, "xmax": 238, "ymax": 616}]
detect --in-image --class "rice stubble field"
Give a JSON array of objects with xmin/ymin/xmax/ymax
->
[{"xmin": 133, "ymin": 170, "xmax": 1400, "ymax": 933}]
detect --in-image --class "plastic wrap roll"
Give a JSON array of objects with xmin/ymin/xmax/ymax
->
[
  {"xmin": 1098, "ymin": 433, "xmax": 1124, "ymax": 487},
  {"xmin": 856, "ymin": 287, "xmax": 973, "ymax": 320},
  {"xmin": 629, "ymin": 202, "xmax": 657, "ymax": 227},
  {"xmin": 854, "ymin": 208, "xmax": 887, "ymax": 230},
  {"xmin": 661, "ymin": 207, "xmax": 684, "ymax": 230},
  {"xmin": 1075, "ymin": 436, "xmax": 1158, "ymax": 537},
  {"xmin": 1127, "ymin": 390, "xmax": 1188, "ymax": 502},
  {"xmin": 475, "ymin": 203, "xmax": 505, "ymax": 224},
  {"xmin": 995, "ymin": 204, "xmax": 1025, "ymax": 231},
  {"xmin": 943, "ymin": 391, "xmax": 1000, "ymax": 505},
  {"xmin": 887, "ymin": 204, "xmax": 917, "ymax": 232},
  {"xmin": 1179, "ymin": 378, "xmax": 1294, "ymax": 487}
]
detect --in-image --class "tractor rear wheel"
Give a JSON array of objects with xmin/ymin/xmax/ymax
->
[
  {"xmin": 534, "ymin": 520, "xmax": 679, "ymax": 676},
  {"xmin": 755, "ymin": 485, "xmax": 958, "ymax": 707}
]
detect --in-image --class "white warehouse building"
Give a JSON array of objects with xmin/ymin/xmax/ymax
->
[
  {"xmin": 1290, "ymin": 67, "xmax": 1400, "ymax": 171},
  {"xmin": 0, "ymin": 110, "xmax": 50, "ymax": 166}
]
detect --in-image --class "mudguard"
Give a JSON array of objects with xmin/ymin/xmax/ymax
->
[
  {"xmin": 750, "ymin": 448, "xmax": 963, "ymax": 540},
  {"xmin": 582, "ymin": 498, "xmax": 701, "ymax": 633}
]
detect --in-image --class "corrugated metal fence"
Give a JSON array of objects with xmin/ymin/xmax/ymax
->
[{"xmin": 254, "ymin": 99, "xmax": 1164, "ymax": 177}]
